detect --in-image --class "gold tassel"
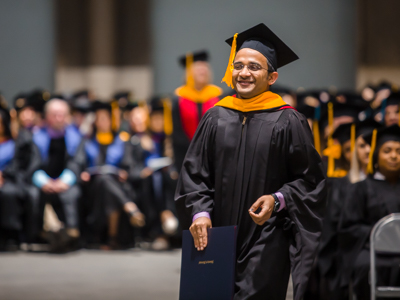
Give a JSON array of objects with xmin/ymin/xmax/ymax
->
[
  {"xmin": 327, "ymin": 102, "xmax": 335, "ymax": 177},
  {"xmin": 221, "ymin": 33, "xmax": 238, "ymax": 89},
  {"xmin": 367, "ymin": 129, "xmax": 377, "ymax": 174},
  {"xmin": 111, "ymin": 101, "xmax": 120, "ymax": 132},
  {"xmin": 162, "ymin": 98, "xmax": 173, "ymax": 136},
  {"xmin": 186, "ymin": 53, "xmax": 194, "ymax": 88},
  {"xmin": 350, "ymin": 124, "xmax": 356, "ymax": 153},
  {"xmin": 313, "ymin": 120, "xmax": 321, "ymax": 155}
]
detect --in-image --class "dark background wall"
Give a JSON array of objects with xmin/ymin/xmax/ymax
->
[
  {"xmin": 151, "ymin": 0, "xmax": 357, "ymax": 95},
  {"xmin": 0, "ymin": 0, "xmax": 55, "ymax": 101}
]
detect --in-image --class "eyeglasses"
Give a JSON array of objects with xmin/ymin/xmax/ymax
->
[{"xmin": 232, "ymin": 62, "xmax": 271, "ymax": 72}]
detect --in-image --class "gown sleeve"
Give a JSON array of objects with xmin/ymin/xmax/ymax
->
[
  {"xmin": 274, "ymin": 110, "xmax": 327, "ymax": 297},
  {"xmin": 67, "ymin": 139, "xmax": 88, "ymax": 179},
  {"xmin": 174, "ymin": 111, "xmax": 216, "ymax": 229}
]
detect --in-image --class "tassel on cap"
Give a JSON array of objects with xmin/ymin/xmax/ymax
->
[
  {"xmin": 162, "ymin": 98, "xmax": 173, "ymax": 136},
  {"xmin": 111, "ymin": 100, "xmax": 120, "ymax": 132},
  {"xmin": 327, "ymin": 102, "xmax": 335, "ymax": 177},
  {"xmin": 221, "ymin": 33, "xmax": 238, "ymax": 89},
  {"xmin": 186, "ymin": 53, "xmax": 194, "ymax": 88},
  {"xmin": 367, "ymin": 129, "xmax": 378, "ymax": 174},
  {"xmin": 350, "ymin": 124, "xmax": 356, "ymax": 153},
  {"xmin": 313, "ymin": 120, "xmax": 321, "ymax": 155}
]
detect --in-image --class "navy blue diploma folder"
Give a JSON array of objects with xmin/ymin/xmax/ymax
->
[{"xmin": 179, "ymin": 226, "xmax": 237, "ymax": 300}]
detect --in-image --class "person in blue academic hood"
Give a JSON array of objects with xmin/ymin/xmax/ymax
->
[
  {"xmin": 31, "ymin": 98, "xmax": 82, "ymax": 250},
  {"xmin": 72, "ymin": 100, "xmax": 145, "ymax": 249},
  {"xmin": 0, "ymin": 100, "xmax": 41, "ymax": 249}
]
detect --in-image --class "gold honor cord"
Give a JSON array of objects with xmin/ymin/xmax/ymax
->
[
  {"xmin": 313, "ymin": 120, "xmax": 321, "ymax": 155},
  {"xmin": 367, "ymin": 129, "xmax": 378, "ymax": 174},
  {"xmin": 221, "ymin": 33, "xmax": 238, "ymax": 89}
]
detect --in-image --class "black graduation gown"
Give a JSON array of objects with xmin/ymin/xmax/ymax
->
[
  {"xmin": 175, "ymin": 106, "xmax": 327, "ymax": 300},
  {"xmin": 339, "ymin": 176, "xmax": 400, "ymax": 299},
  {"xmin": 127, "ymin": 133, "xmax": 177, "ymax": 238},
  {"xmin": 316, "ymin": 176, "xmax": 351, "ymax": 298},
  {"xmin": 0, "ymin": 129, "xmax": 41, "ymax": 240},
  {"xmin": 71, "ymin": 137, "xmax": 136, "ymax": 238}
]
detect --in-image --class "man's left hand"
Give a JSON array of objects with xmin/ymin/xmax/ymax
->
[
  {"xmin": 248, "ymin": 195, "xmax": 275, "ymax": 226},
  {"xmin": 53, "ymin": 179, "xmax": 70, "ymax": 193}
]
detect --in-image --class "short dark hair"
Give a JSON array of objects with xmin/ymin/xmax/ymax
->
[{"xmin": 267, "ymin": 61, "xmax": 275, "ymax": 73}]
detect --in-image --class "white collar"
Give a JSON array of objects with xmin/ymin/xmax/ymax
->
[{"xmin": 373, "ymin": 172, "xmax": 386, "ymax": 181}]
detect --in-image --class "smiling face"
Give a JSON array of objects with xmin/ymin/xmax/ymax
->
[
  {"xmin": 378, "ymin": 140, "xmax": 400, "ymax": 174},
  {"xmin": 232, "ymin": 48, "xmax": 278, "ymax": 99}
]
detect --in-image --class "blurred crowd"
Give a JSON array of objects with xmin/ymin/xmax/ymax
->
[{"xmin": 1, "ymin": 51, "xmax": 400, "ymax": 299}]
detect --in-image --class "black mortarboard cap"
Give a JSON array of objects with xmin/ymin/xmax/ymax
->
[
  {"xmin": 356, "ymin": 119, "xmax": 383, "ymax": 138},
  {"xmin": 149, "ymin": 96, "xmax": 164, "ymax": 113},
  {"xmin": 179, "ymin": 50, "xmax": 209, "ymax": 67},
  {"xmin": 225, "ymin": 23, "xmax": 299, "ymax": 70},
  {"xmin": 92, "ymin": 100, "xmax": 112, "ymax": 112},
  {"xmin": 332, "ymin": 123, "xmax": 353, "ymax": 144},
  {"xmin": 363, "ymin": 124, "xmax": 400, "ymax": 148},
  {"xmin": 385, "ymin": 91, "xmax": 400, "ymax": 107},
  {"xmin": 296, "ymin": 91, "xmax": 322, "ymax": 120}
]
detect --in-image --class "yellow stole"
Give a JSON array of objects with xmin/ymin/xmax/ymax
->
[
  {"xmin": 175, "ymin": 84, "xmax": 222, "ymax": 104},
  {"xmin": 215, "ymin": 91, "xmax": 287, "ymax": 112},
  {"xmin": 96, "ymin": 132, "xmax": 113, "ymax": 145}
]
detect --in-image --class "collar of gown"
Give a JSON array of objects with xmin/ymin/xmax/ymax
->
[
  {"xmin": 175, "ymin": 84, "xmax": 222, "ymax": 103},
  {"xmin": 215, "ymin": 91, "xmax": 288, "ymax": 112}
]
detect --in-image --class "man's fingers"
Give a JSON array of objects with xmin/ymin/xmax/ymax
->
[
  {"xmin": 200, "ymin": 225, "xmax": 208, "ymax": 248},
  {"xmin": 249, "ymin": 198, "xmax": 262, "ymax": 213},
  {"xmin": 189, "ymin": 226, "xmax": 199, "ymax": 248},
  {"xmin": 196, "ymin": 225, "xmax": 204, "ymax": 250}
]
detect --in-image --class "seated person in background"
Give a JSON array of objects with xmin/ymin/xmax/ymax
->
[
  {"xmin": 31, "ymin": 99, "xmax": 82, "ymax": 250},
  {"xmin": 126, "ymin": 99, "xmax": 178, "ymax": 250},
  {"xmin": 12, "ymin": 91, "xmax": 46, "ymax": 133},
  {"xmin": 316, "ymin": 120, "xmax": 381, "ymax": 299},
  {"xmin": 70, "ymin": 90, "xmax": 93, "ymax": 137},
  {"xmin": 74, "ymin": 100, "xmax": 145, "ymax": 250},
  {"xmin": 0, "ymin": 103, "xmax": 39, "ymax": 249},
  {"xmin": 339, "ymin": 125, "xmax": 400, "ymax": 299}
]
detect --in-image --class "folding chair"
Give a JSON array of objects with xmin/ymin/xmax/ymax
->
[{"xmin": 370, "ymin": 213, "xmax": 400, "ymax": 299}]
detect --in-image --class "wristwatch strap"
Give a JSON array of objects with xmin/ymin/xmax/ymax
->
[{"xmin": 271, "ymin": 193, "xmax": 280, "ymax": 212}]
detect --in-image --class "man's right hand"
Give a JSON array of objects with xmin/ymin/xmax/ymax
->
[
  {"xmin": 189, "ymin": 217, "xmax": 212, "ymax": 251},
  {"xmin": 42, "ymin": 181, "xmax": 55, "ymax": 194}
]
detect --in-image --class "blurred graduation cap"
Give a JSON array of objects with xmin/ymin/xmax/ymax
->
[
  {"xmin": 149, "ymin": 96, "xmax": 173, "ymax": 136},
  {"xmin": 92, "ymin": 100, "xmax": 112, "ymax": 113},
  {"xmin": 222, "ymin": 23, "xmax": 299, "ymax": 88},
  {"xmin": 179, "ymin": 50, "xmax": 209, "ymax": 68},
  {"xmin": 14, "ymin": 89, "xmax": 49, "ymax": 113},
  {"xmin": 363, "ymin": 124, "xmax": 400, "ymax": 173},
  {"xmin": 179, "ymin": 50, "xmax": 209, "ymax": 89},
  {"xmin": 114, "ymin": 91, "xmax": 134, "ymax": 111}
]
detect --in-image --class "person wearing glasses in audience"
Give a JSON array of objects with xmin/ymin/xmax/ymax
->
[{"xmin": 175, "ymin": 24, "xmax": 326, "ymax": 300}]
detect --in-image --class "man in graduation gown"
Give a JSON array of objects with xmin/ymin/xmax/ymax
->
[
  {"xmin": 175, "ymin": 23, "xmax": 326, "ymax": 300},
  {"xmin": 31, "ymin": 98, "xmax": 82, "ymax": 246},
  {"xmin": 172, "ymin": 50, "xmax": 223, "ymax": 172}
]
